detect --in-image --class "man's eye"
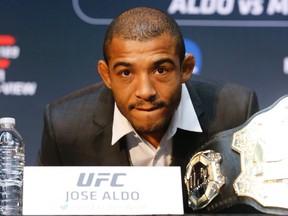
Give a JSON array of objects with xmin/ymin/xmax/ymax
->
[
  {"xmin": 120, "ymin": 70, "xmax": 131, "ymax": 77},
  {"xmin": 155, "ymin": 67, "xmax": 166, "ymax": 74}
]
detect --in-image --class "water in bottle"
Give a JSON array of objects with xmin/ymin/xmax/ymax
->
[{"xmin": 0, "ymin": 117, "xmax": 25, "ymax": 215}]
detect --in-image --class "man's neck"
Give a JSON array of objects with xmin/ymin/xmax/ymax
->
[{"xmin": 138, "ymin": 131, "xmax": 164, "ymax": 149}]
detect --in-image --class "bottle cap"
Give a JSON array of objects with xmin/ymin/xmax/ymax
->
[{"xmin": 0, "ymin": 117, "xmax": 16, "ymax": 126}]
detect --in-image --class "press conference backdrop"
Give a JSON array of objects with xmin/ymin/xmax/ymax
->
[{"xmin": 0, "ymin": 0, "xmax": 287, "ymax": 165}]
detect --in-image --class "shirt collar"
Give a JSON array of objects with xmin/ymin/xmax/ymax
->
[{"xmin": 111, "ymin": 84, "xmax": 202, "ymax": 145}]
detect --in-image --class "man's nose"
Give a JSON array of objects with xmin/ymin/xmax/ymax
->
[{"xmin": 135, "ymin": 74, "xmax": 157, "ymax": 100}]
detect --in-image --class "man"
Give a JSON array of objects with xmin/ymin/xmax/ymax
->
[{"xmin": 38, "ymin": 7, "xmax": 259, "ymax": 213}]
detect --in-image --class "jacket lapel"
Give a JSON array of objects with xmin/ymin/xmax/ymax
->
[
  {"xmin": 171, "ymin": 82, "xmax": 210, "ymax": 166},
  {"xmin": 92, "ymin": 85, "xmax": 130, "ymax": 166}
]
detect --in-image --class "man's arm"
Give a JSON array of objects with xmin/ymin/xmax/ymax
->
[{"xmin": 37, "ymin": 104, "xmax": 62, "ymax": 165}]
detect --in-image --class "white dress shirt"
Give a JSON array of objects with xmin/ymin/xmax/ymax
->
[{"xmin": 111, "ymin": 84, "xmax": 202, "ymax": 166}]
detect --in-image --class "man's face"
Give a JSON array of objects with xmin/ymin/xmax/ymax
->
[{"xmin": 98, "ymin": 34, "xmax": 193, "ymax": 137}]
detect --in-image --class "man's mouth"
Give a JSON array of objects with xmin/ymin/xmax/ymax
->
[
  {"xmin": 129, "ymin": 101, "xmax": 166, "ymax": 111},
  {"xmin": 135, "ymin": 106, "xmax": 161, "ymax": 112}
]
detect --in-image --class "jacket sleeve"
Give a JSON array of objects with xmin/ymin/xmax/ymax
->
[{"xmin": 37, "ymin": 104, "xmax": 62, "ymax": 165}]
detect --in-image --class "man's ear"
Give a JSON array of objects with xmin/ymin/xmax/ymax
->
[
  {"xmin": 98, "ymin": 60, "xmax": 111, "ymax": 89},
  {"xmin": 181, "ymin": 54, "xmax": 195, "ymax": 83}
]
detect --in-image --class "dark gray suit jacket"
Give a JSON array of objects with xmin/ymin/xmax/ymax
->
[{"xmin": 38, "ymin": 75, "xmax": 259, "ymax": 213}]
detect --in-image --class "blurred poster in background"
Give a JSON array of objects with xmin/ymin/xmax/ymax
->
[{"xmin": 0, "ymin": 0, "xmax": 287, "ymax": 165}]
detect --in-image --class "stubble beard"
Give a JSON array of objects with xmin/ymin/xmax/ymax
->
[
  {"xmin": 129, "ymin": 98, "xmax": 180, "ymax": 136},
  {"xmin": 131, "ymin": 112, "xmax": 173, "ymax": 135}
]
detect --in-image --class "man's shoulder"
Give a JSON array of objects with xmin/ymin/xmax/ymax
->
[
  {"xmin": 44, "ymin": 81, "xmax": 114, "ymax": 130},
  {"xmin": 187, "ymin": 75, "xmax": 259, "ymax": 133},
  {"xmin": 48, "ymin": 82, "xmax": 112, "ymax": 110},
  {"xmin": 189, "ymin": 75, "xmax": 251, "ymax": 92},
  {"xmin": 188, "ymin": 75, "xmax": 256, "ymax": 101}
]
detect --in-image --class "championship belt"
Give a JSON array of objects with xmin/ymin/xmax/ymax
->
[{"xmin": 185, "ymin": 95, "xmax": 288, "ymax": 215}]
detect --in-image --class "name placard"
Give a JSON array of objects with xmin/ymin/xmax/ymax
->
[{"xmin": 23, "ymin": 166, "xmax": 184, "ymax": 215}]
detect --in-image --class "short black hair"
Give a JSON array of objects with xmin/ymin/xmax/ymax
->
[{"xmin": 103, "ymin": 7, "xmax": 185, "ymax": 63}]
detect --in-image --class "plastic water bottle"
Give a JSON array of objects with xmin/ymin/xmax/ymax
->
[{"xmin": 0, "ymin": 117, "xmax": 25, "ymax": 215}]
